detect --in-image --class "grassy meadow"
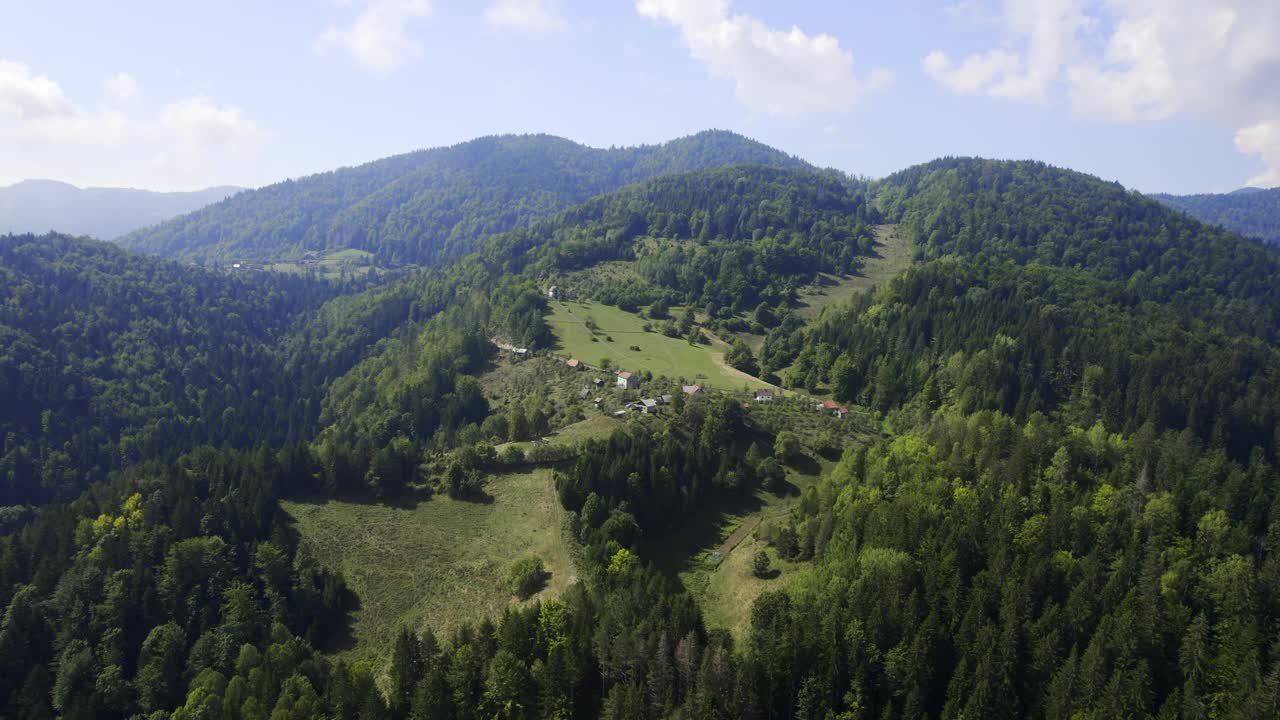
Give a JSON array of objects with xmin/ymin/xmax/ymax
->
[
  {"xmin": 547, "ymin": 300, "xmax": 768, "ymax": 390},
  {"xmin": 280, "ymin": 468, "xmax": 576, "ymax": 662},
  {"xmin": 796, "ymin": 224, "xmax": 913, "ymax": 320}
]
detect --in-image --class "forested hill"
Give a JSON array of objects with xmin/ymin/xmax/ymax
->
[
  {"xmin": 0, "ymin": 234, "xmax": 340, "ymax": 507},
  {"xmin": 1152, "ymin": 186, "xmax": 1280, "ymax": 245},
  {"xmin": 0, "ymin": 180, "xmax": 240, "ymax": 240},
  {"xmin": 118, "ymin": 130, "xmax": 808, "ymax": 266},
  {"xmin": 875, "ymin": 157, "xmax": 1280, "ymax": 341}
]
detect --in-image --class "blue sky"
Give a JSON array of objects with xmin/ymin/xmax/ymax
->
[{"xmin": 1, "ymin": 1, "xmax": 1277, "ymax": 194}]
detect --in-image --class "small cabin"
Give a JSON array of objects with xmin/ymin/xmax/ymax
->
[
  {"xmin": 566, "ymin": 358, "xmax": 582, "ymax": 370},
  {"xmin": 682, "ymin": 384, "xmax": 703, "ymax": 396},
  {"xmin": 754, "ymin": 388, "xmax": 774, "ymax": 402}
]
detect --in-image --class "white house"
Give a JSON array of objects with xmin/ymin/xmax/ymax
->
[
  {"xmin": 617, "ymin": 371, "xmax": 638, "ymax": 389},
  {"xmin": 754, "ymin": 388, "xmax": 774, "ymax": 402}
]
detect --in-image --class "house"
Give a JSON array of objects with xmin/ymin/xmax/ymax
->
[
  {"xmin": 754, "ymin": 388, "xmax": 774, "ymax": 402},
  {"xmin": 659, "ymin": 394, "xmax": 673, "ymax": 405},
  {"xmin": 592, "ymin": 377, "xmax": 604, "ymax": 387},
  {"xmin": 566, "ymin": 358, "xmax": 582, "ymax": 370},
  {"xmin": 512, "ymin": 347, "xmax": 530, "ymax": 358},
  {"xmin": 816, "ymin": 399, "xmax": 848, "ymax": 418},
  {"xmin": 641, "ymin": 398, "xmax": 659, "ymax": 413},
  {"xmin": 617, "ymin": 371, "xmax": 638, "ymax": 389},
  {"xmin": 682, "ymin": 384, "xmax": 703, "ymax": 396}
]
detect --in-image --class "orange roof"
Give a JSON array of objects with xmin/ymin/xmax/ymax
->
[{"xmin": 820, "ymin": 399, "xmax": 839, "ymax": 410}]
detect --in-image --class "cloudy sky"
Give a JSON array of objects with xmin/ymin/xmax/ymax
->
[{"xmin": 1, "ymin": 0, "xmax": 1277, "ymax": 193}]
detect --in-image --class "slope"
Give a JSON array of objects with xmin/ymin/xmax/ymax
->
[
  {"xmin": 0, "ymin": 233, "xmax": 337, "ymax": 507},
  {"xmin": 1152, "ymin": 186, "xmax": 1280, "ymax": 245},
  {"xmin": 118, "ymin": 130, "xmax": 808, "ymax": 266}
]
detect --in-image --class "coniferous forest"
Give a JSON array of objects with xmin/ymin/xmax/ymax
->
[{"xmin": 4, "ymin": 134, "xmax": 1280, "ymax": 719}]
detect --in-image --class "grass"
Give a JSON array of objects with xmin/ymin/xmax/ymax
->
[
  {"xmin": 796, "ymin": 224, "xmax": 913, "ymax": 320},
  {"xmin": 547, "ymin": 300, "xmax": 769, "ymax": 390},
  {"xmin": 643, "ymin": 453, "xmax": 827, "ymax": 642},
  {"xmin": 267, "ymin": 248, "xmax": 377, "ymax": 279},
  {"xmin": 280, "ymin": 468, "xmax": 576, "ymax": 662}
]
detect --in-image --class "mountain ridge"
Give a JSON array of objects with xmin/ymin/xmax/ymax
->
[
  {"xmin": 117, "ymin": 130, "xmax": 811, "ymax": 266},
  {"xmin": 0, "ymin": 180, "xmax": 242, "ymax": 240}
]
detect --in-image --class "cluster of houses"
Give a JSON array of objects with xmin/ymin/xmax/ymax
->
[{"xmin": 618, "ymin": 394, "xmax": 675, "ymax": 415}]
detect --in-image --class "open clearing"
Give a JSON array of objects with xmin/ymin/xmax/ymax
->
[
  {"xmin": 548, "ymin": 300, "xmax": 768, "ymax": 390},
  {"xmin": 796, "ymin": 224, "xmax": 913, "ymax": 320},
  {"xmin": 281, "ymin": 468, "xmax": 576, "ymax": 661},
  {"xmin": 644, "ymin": 459, "xmax": 830, "ymax": 641},
  {"xmin": 267, "ymin": 247, "xmax": 377, "ymax": 279}
]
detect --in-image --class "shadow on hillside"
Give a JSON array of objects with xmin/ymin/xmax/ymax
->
[{"xmin": 641, "ymin": 489, "xmax": 767, "ymax": 580}]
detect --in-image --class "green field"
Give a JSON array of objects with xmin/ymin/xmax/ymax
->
[
  {"xmin": 548, "ymin": 301, "xmax": 769, "ymax": 390},
  {"xmin": 281, "ymin": 468, "xmax": 576, "ymax": 661},
  {"xmin": 644, "ymin": 458, "xmax": 826, "ymax": 641},
  {"xmin": 796, "ymin": 224, "xmax": 913, "ymax": 320},
  {"xmin": 267, "ymin": 247, "xmax": 377, "ymax": 278}
]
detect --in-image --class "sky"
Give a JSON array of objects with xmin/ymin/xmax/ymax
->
[{"xmin": 1, "ymin": 0, "xmax": 1277, "ymax": 195}]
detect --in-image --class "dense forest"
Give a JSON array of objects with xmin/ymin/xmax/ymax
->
[
  {"xmin": 119, "ymin": 131, "xmax": 807, "ymax": 267},
  {"xmin": 1153, "ymin": 187, "xmax": 1280, "ymax": 245},
  {"xmin": 0, "ymin": 234, "xmax": 345, "ymax": 509},
  {"xmin": 5, "ymin": 144, "xmax": 1280, "ymax": 718}
]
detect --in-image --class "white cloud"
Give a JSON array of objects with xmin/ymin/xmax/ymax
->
[
  {"xmin": 0, "ymin": 60, "xmax": 128, "ymax": 145},
  {"xmin": 0, "ymin": 59, "xmax": 261, "ymax": 189},
  {"xmin": 1236, "ymin": 122, "xmax": 1280, "ymax": 188},
  {"xmin": 636, "ymin": 0, "xmax": 892, "ymax": 118},
  {"xmin": 104, "ymin": 72, "xmax": 138, "ymax": 102},
  {"xmin": 160, "ymin": 97, "xmax": 258, "ymax": 147},
  {"xmin": 924, "ymin": 0, "xmax": 1280, "ymax": 186},
  {"xmin": 923, "ymin": 0, "xmax": 1089, "ymax": 103},
  {"xmin": 317, "ymin": 0, "xmax": 432, "ymax": 74},
  {"xmin": 0, "ymin": 60, "xmax": 75, "ymax": 119},
  {"xmin": 485, "ymin": 0, "xmax": 569, "ymax": 35}
]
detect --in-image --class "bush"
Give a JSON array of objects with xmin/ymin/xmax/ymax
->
[
  {"xmin": 497, "ymin": 445, "xmax": 525, "ymax": 465},
  {"xmin": 752, "ymin": 550, "xmax": 771, "ymax": 578},
  {"xmin": 506, "ymin": 556, "xmax": 548, "ymax": 598}
]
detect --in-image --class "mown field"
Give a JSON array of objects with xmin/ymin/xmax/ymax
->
[
  {"xmin": 280, "ymin": 468, "xmax": 576, "ymax": 661},
  {"xmin": 547, "ymin": 300, "xmax": 768, "ymax": 390},
  {"xmin": 267, "ymin": 247, "xmax": 376, "ymax": 278},
  {"xmin": 796, "ymin": 223, "xmax": 913, "ymax": 320},
  {"xmin": 644, "ymin": 451, "xmax": 834, "ymax": 641}
]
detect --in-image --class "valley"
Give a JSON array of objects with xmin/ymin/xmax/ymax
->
[{"xmin": 5, "ymin": 134, "xmax": 1280, "ymax": 719}]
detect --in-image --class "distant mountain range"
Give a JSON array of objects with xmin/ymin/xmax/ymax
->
[
  {"xmin": 1151, "ymin": 186, "xmax": 1280, "ymax": 245},
  {"xmin": 117, "ymin": 130, "xmax": 810, "ymax": 266},
  {"xmin": 0, "ymin": 179, "xmax": 241, "ymax": 241}
]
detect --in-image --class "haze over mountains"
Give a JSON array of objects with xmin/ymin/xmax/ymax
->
[
  {"xmin": 1152, "ymin": 186, "xmax": 1280, "ymax": 245},
  {"xmin": 0, "ymin": 180, "xmax": 241, "ymax": 241}
]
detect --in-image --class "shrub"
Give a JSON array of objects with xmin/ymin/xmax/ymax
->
[
  {"xmin": 506, "ymin": 556, "xmax": 547, "ymax": 598},
  {"xmin": 497, "ymin": 445, "xmax": 525, "ymax": 465},
  {"xmin": 752, "ymin": 550, "xmax": 771, "ymax": 578}
]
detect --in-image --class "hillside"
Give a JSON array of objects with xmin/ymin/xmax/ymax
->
[
  {"xmin": 1152, "ymin": 186, "xmax": 1280, "ymax": 245},
  {"xmin": 0, "ymin": 179, "xmax": 239, "ymax": 240},
  {"xmin": 0, "ymin": 233, "xmax": 338, "ymax": 507},
  {"xmin": 6, "ymin": 147, "xmax": 1280, "ymax": 719},
  {"xmin": 118, "ymin": 130, "xmax": 808, "ymax": 266}
]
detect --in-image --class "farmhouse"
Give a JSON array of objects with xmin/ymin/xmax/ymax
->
[
  {"xmin": 754, "ymin": 388, "xmax": 774, "ymax": 402},
  {"xmin": 617, "ymin": 371, "xmax": 638, "ymax": 389},
  {"xmin": 640, "ymin": 398, "xmax": 659, "ymax": 413},
  {"xmin": 816, "ymin": 399, "xmax": 848, "ymax": 418},
  {"xmin": 566, "ymin": 358, "xmax": 582, "ymax": 370},
  {"xmin": 682, "ymin": 384, "xmax": 703, "ymax": 396}
]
